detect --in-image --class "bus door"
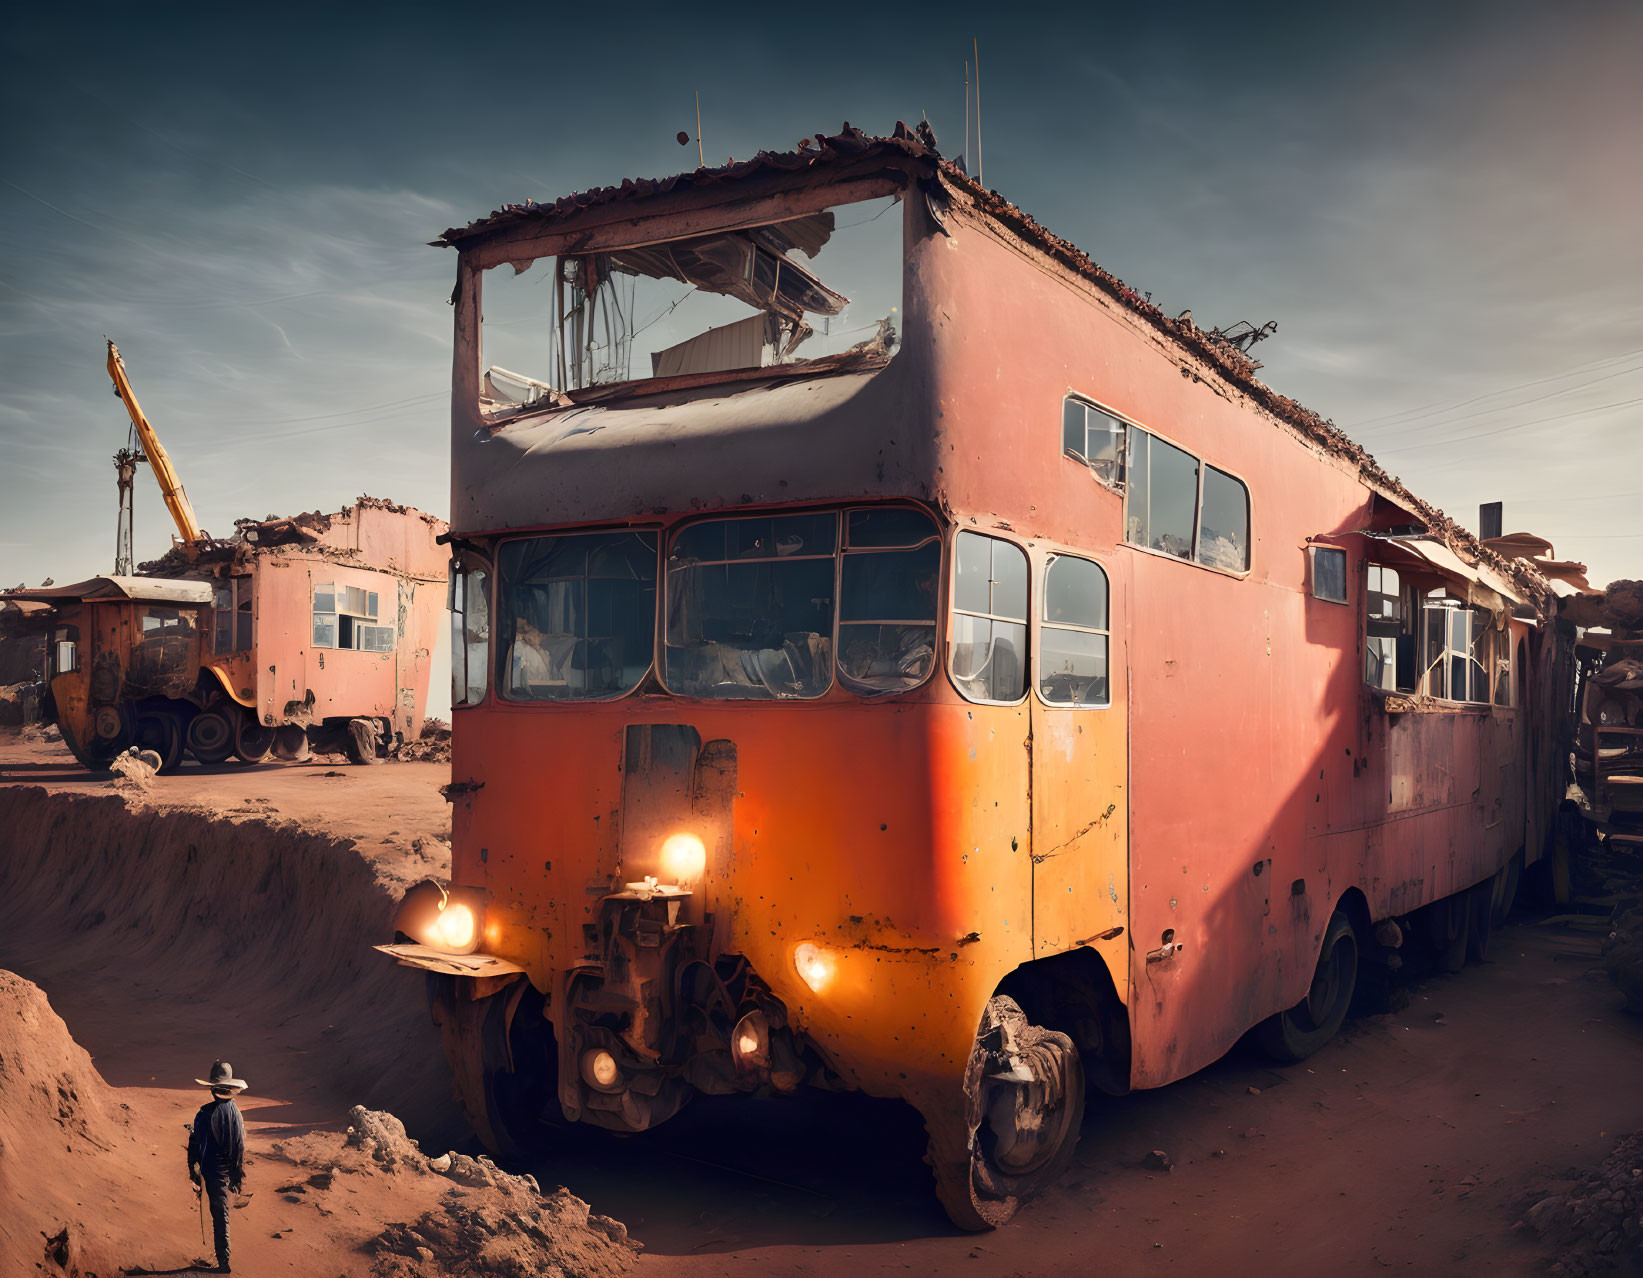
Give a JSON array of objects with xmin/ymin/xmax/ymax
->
[{"xmin": 1029, "ymin": 551, "xmax": 1129, "ymax": 990}]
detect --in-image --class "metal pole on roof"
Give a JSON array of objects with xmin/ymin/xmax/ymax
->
[
  {"xmin": 695, "ymin": 92, "xmax": 704, "ymax": 169},
  {"xmin": 964, "ymin": 60, "xmax": 970, "ymax": 171},
  {"xmin": 973, "ymin": 37, "xmax": 983, "ymax": 186}
]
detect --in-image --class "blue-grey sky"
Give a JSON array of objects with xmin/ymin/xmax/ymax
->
[{"xmin": 3, "ymin": 1, "xmax": 1639, "ymax": 596}]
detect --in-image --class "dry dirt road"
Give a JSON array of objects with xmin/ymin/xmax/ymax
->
[{"xmin": 3, "ymin": 732, "xmax": 1640, "ymax": 1276}]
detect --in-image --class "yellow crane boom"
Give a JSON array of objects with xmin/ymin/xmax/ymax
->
[{"xmin": 106, "ymin": 340, "xmax": 204, "ymax": 547}]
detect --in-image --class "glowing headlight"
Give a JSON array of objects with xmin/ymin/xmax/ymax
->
[
  {"xmin": 660, "ymin": 831, "xmax": 707, "ymax": 882},
  {"xmin": 581, "ymin": 1047, "xmax": 622, "ymax": 1092},
  {"xmin": 433, "ymin": 902, "xmax": 476, "ymax": 951},
  {"xmin": 794, "ymin": 942, "xmax": 836, "ymax": 994}
]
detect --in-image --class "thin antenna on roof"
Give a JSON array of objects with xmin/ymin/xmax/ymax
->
[
  {"xmin": 973, "ymin": 36, "xmax": 984, "ymax": 186},
  {"xmin": 695, "ymin": 92, "xmax": 704, "ymax": 169},
  {"xmin": 964, "ymin": 59, "xmax": 971, "ymax": 171}
]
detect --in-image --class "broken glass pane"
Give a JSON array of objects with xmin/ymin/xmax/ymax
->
[{"xmin": 950, "ymin": 614, "xmax": 1027, "ymax": 703}]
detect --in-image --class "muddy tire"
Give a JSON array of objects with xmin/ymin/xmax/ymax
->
[
  {"xmin": 1466, "ymin": 879, "xmax": 1495, "ymax": 963},
  {"xmin": 134, "ymin": 711, "xmax": 184, "ymax": 773},
  {"xmin": 1492, "ymin": 849, "xmax": 1523, "ymax": 928},
  {"xmin": 930, "ymin": 994, "xmax": 1085, "ymax": 1230},
  {"xmin": 1256, "ymin": 910, "xmax": 1358, "ymax": 1063},
  {"xmin": 429, "ymin": 975, "xmax": 557, "ymax": 1160},
  {"xmin": 232, "ymin": 714, "xmax": 275, "ymax": 764},
  {"xmin": 186, "ymin": 709, "xmax": 234, "ymax": 765},
  {"xmin": 1427, "ymin": 893, "xmax": 1470, "ymax": 973}
]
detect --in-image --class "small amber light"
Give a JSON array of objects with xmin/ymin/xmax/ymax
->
[
  {"xmin": 794, "ymin": 943, "xmax": 836, "ymax": 994},
  {"xmin": 660, "ymin": 832, "xmax": 707, "ymax": 882}
]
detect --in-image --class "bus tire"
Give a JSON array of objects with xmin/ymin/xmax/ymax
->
[
  {"xmin": 186, "ymin": 709, "xmax": 235, "ymax": 765},
  {"xmin": 1256, "ymin": 910, "xmax": 1358, "ymax": 1063},
  {"xmin": 233, "ymin": 714, "xmax": 276, "ymax": 764},
  {"xmin": 1466, "ymin": 879, "xmax": 1495, "ymax": 963},
  {"xmin": 429, "ymin": 975, "xmax": 556, "ymax": 1160},
  {"xmin": 932, "ymin": 994, "xmax": 1085, "ymax": 1230},
  {"xmin": 1428, "ymin": 893, "xmax": 1469, "ymax": 973}
]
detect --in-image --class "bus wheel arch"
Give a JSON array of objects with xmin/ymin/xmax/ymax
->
[
  {"xmin": 927, "ymin": 946, "xmax": 1125, "ymax": 1231},
  {"xmin": 1255, "ymin": 905, "xmax": 1359, "ymax": 1063}
]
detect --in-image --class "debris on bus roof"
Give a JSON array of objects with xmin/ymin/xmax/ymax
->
[{"xmin": 438, "ymin": 122, "xmax": 1556, "ymax": 610}]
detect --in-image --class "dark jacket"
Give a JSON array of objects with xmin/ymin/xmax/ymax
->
[{"xmin": 187, "ymin": 1096, "xmax": 246, "ymax": 1183}]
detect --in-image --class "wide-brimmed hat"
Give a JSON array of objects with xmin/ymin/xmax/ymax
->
[{"xmin": 195, "ymin": 1060, "xmax": 248, "ymax": 1091}]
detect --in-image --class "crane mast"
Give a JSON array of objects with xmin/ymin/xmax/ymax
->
[{"xmin": 106, "ymin": 340, "xmax": 204, "ymax": 549}]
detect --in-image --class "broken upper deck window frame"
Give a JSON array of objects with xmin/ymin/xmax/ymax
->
[{"xmin": 474, "ymin": 194, "xmax": 906, "ymax": 420}]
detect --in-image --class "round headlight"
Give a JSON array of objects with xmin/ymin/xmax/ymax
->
[
  {"xmin": 731, "ymin": 1010, "xmax": 770, "ymax": 1071},
  {"xmin": 433, "ymin": 902, "xmax": 476, "ymax": 951},
  {"xmin": 660, "ymin": 831, "xmax": 707, "ymax": 882},
  {"xmin": 581, "ymin": 1048, "xmax": 622, "ymax": 1092}
]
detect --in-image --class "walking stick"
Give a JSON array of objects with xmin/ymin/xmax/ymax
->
[{"xmin": 198, "ymin": 1184, "xmax": 208, "ymax": 1247}]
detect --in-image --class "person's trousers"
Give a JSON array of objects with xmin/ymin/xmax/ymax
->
[{"xmin": 203, "ymin": 1170, "xmax": 231, "ymax": 1267}]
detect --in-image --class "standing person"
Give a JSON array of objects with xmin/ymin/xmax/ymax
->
[{"xmin": 186, "ymin": 1060, "xmax": 248, "ymax": 1274}]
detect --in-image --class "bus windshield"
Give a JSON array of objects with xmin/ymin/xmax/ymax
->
[
  {"xmin": 497, "ymin": 531, "xmax": 657, "ymax": 701},
  {"xmin": 664, "ymin": 507, "xmax": 940, "ymax": 701}
]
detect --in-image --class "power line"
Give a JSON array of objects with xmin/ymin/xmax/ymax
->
[
  {"xmin": 1348, "ymin": 347, "xmax": 1643, "ymax": 432},
  {"xmin": 1361, "ymin": 358, "xmax": 1643, "ymax": 439},
  {"xmin": 1378, "ymin": 393, "xmax": 1643, "ymax": 454}
]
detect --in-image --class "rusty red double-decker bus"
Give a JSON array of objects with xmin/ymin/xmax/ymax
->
[{"xmin": 378, "ymin": 124, "xmax": 1563, "ymax": 1228}]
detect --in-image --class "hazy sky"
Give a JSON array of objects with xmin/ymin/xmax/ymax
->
[{"xmin": 2, "ymin": 1, "xmax": 1639, "ymax": 600}]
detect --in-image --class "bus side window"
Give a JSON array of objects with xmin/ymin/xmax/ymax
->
[
  {"xmin": 450, "ymin": 560, "xmax": 491, "ymax": 705},
  {"xmin": 1365, "ymin": 564, "xmax": 1414, "ymax": 691},
  {"xmin": 950, "ymin": 532, "xmax": 1028, "ymax": 704},
  {"xmin": 1039, "ymin": 555, "xmax": 1110, "ymax": 707}
]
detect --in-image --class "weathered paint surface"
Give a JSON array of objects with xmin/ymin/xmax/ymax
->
[{"xmin": 438, "ymin": 135, "xmax": 1558, "ymax": 1141}]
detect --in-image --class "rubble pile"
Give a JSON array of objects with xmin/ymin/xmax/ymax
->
[
  {"xmin": 394, "ymin": 718, "xmax": 452, "ymax": 765},
  {"xmin": 271, "ymin": 1106, "xmax": 641, "ymax": 1278},
  {"xmin": 1520, "ymin": 1132, "xmax": 1643, "ymax": 1276}
]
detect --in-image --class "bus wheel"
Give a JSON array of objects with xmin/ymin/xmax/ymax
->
[
  {"xmin": 1492, "ymin": 850, "xmax": 1523, "ymax": 928},
  {"xmin": 933, "ymin": 995, "xmax": 1085, "ymax": 1230},
  {"xmin": 232, "ymin": 714, "xmax": 275, "ymax": 764},
  {"xmin": 1256, "ymin": 910, "xmax": 1358, "ymax": 1063},
  {"xmin": 1427, "ymin": 894, "xmax": 1469, "ymax": 973},
  {"xmin": 429, "ymin": 975, "xmax": 557, "ymax": 1160},
  {"xmin": 134, "ymin": 711, "xmax": 184, "ymax": 773},
  {"xmin": 1466, "ymin": 880, "xmax": 1495, "ymax": 963},
  {"xmin": 186, "ymin": 709, "xmax": 234, "ymax": 764}
]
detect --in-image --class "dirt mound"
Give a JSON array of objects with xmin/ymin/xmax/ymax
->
[
  {"xmin": 267, "ymin": 1106, "xmax": 640, "ymax": 1278},
  {"xmin": 0, "ymin": 785, "xmax": 455, "ymax": 1132},
  {"xmin": 0, "ymin": 970, "xmax": 135, "ymax": 1277},
  {"xmin": 1519, "ymin": 1132, "xmax": 1643, "ymax": 1275}
]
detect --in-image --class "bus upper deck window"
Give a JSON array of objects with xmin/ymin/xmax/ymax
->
[
  {"xmin": 664, "ymin": 514, "xmax": 836, "ymax": 700},
  {"xmin": 1039, "ymin": 555, "xmax": 1110, "ymax": 707},
  {"xmin": 1199, "ymin": 466, "xmax": 1249, "ymax": 571},
  {"xmin": 950, "ymin": 532, "xmax": 1028, "ymax": 705},
  {"xmin": 451, "ymin": 559, "xmax": 491, "ymax": 706},
  {"xmin": 1125, "ymin": 429, "xmax": 1198, "ymax": 560},
  {"xmin": 1365, "ymin": 564, "xmax": 1405, "ymax": 691},
  {"xmin": 1062, "ymin": 398, "xmax": 1126, "ymax": 491},
  {"xmin": 838, "ymin": 508, "xmax": 941, "ymax": 696},
  {"xmin": 498, "ymin": 532, "xmax": 657, "ymax": 701}
]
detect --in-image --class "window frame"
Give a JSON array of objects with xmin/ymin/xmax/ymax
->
[
  {"xmin": 312, "ymin": 577, "xmax": 392, "ymax": 653},
  {"xmin": 498, "ymin": 527, "xmax": 663, "ymax": 704},
  {"xmin": 1061, "ymin": 394, "xmax": 1128, "ymax": 493},
  {"xmin": 835, "ymin": 509, "xmax": 943, "ymax": 699},
  {"xmin": 1418, "ymin": 592, "xmax": 1496, "ymax": 704},
  {"xmin": 948, "ymin": 529, "xmax": 1031, "ymax": 708},
  {"xmin": 450, "ymin": 554, "xmax": 494, "ymax": 708},
  {"xmin": 1035, "ymin": 550, "xmax": 1112, "ymax": 710}
]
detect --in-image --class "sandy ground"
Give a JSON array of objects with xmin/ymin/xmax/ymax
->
[{"xmin": 3, "ymin": 729, "xmax": 1641, "ymax": 1276}]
